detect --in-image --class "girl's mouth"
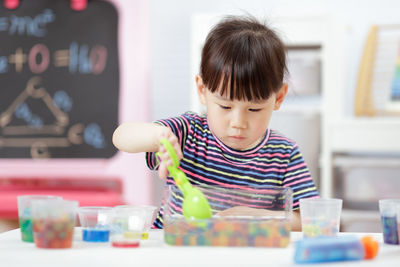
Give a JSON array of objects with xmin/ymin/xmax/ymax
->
[{"xmin": 230, "ymin": 136, "xmax": 245, "ymax": 140}]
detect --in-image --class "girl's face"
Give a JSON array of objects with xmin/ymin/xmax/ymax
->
[{"xmin": 196, "ymin": 75, "xmax": 288, "ymax": 150}]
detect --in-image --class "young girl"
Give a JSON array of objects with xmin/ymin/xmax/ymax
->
[{"xmin": 113, "ymin": 15, "xmax": 319, "ymax": 231}]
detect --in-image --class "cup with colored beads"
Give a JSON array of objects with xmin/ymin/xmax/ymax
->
[
  {"xmin": 32, "ymin": 199, "xmax": 79, "ymax": 249},
  {"xmin": 300, "ymin": 198, "xmax": 342, "ymax": 238},
  {"xmin": 379, "ymin": 199, "xmax": 400, "ymax": 245},
  {"xmin": 78, "ymin": 207, "xmax": 114, "ymax": 242},
  {"xmin": 17, "ymin": 195, "xmax": 62, "ymax": 242},
  {"xmin": 110, "ymin": 205, "xmax": 157, "ymax": 248}
]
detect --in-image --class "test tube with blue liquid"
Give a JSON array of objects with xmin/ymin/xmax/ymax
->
[
  {"xmin": 294, "ymin": 235, "xmax": 378, "ymax": 264},
  {"xmin": 379, "ymin": 199, "xmax": 400, "ymax": 245},
  {"xmin": 78, "ymin": 207, "xmax": 113, "ymax": 242}
]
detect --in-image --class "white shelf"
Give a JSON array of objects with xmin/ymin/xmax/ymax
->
[
  {"xmin": 341, "ymin": 209, "xmax": 380, "ymax": 221},
  {"xmin": 334, "ymin": 154, "xmax": 400, "ymax": 167},
  {"xmin": 330, "ymin": 117, "xmax": 400, "ymax": 153},
  {"xmin": 340, "ymin": 209, "xmax": 381, "ymax": 232}
]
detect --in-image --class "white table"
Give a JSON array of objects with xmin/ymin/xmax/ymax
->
[{"xmin": 0, "ymin": 229, "xmax": 399, "ymax": 267}]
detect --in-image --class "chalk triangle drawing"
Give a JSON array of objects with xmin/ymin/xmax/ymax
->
[{"xmin": 0, "ymin": 76, "xmax": 69, "ymax": 135}]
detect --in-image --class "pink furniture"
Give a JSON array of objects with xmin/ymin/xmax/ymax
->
[{"xmin": 0, "ymin": 177, "xmax": 125, "ymax": 219}]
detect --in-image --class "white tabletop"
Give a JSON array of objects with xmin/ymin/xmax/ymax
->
[{"xmin": 0, "ymin": 229, "xmax": 399, "ymax": 267}]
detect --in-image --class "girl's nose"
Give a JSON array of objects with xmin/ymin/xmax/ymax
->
[{"xmin": 230, "ymin": 111, "xmax": 247, "ymax": 129}]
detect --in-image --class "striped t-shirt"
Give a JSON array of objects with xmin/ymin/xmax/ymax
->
[{"xmin": 146, "ymin": 112, "xmax": 319, "ymax": 228}]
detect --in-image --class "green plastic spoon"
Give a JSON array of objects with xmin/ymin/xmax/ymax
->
[{"xmin": 156, "ymin": 138, "xmax": 212, "ymax": 220}]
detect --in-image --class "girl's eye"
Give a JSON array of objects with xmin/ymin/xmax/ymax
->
[
  {"xmin": 219, "ymin": 105, "xmax": 231, "ymax": 110},
  {"xmin": 249, "ymin": 108, "xmax": 261, "ymax": 112}
]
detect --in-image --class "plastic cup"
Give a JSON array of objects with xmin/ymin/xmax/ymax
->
[
  {"xmin": 114, "ymin": 205, "xmax": 157, "ymax": 240},
  {"xmin": 17, "ymin": 195, "xmax": 62, "ymax": 242},
  {"xmin": 111, "ymin": 205, "xmax": 157, "ymax": 247},
  {"xmin": 379, "ymin": 199, "xmax": 400, "ymax": 245},
  {"xmin": 32, "ymin": 199, "xmax": 79, "ymax": 249},
  {"xmin": 300, "ymin": 198, "xmax": 342, "ymax": 238},
  {"xmin": 78, "ymin": 207, "xmax": 114, "ymax": 242}
]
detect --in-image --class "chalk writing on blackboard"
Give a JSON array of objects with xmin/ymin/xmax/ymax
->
[
  {"xmin": 0, "ymin": 8, "xmax": 55, "ymax": 37},
  {"xmin": 1, "ymin": 42, "xmax": 107, "ymax": 74},
  {"xmin": 0, "ymin": 0, "xmax": 119, "ymax": 158}
]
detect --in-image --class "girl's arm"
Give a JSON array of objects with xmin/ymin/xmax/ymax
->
[
  {"xmin": 291, "ymin": 210, "xmax": 301, "ymax": 231},
  {"xmin": 112, "ymin": 122, "xmax": 183, "ymax": 179},
  {"xmin": 112, "ymin": 122, "xmax": 168, "ymax": 153}
]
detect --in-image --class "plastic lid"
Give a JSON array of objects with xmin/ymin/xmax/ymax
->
[{"xmin": 361, "ymin": 236, "xmax": 379, "ymax": 259}]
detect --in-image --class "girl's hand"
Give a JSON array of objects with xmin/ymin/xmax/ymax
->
[{"xmin": 157, "ymin": 128, "xmax": 183, "ymax": 179}]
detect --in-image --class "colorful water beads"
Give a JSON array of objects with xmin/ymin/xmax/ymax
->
[
  {"xmin": 164, "ymin": 217, "xmax": 290, "ymax": 247},
  {"xmin": 33, "ymin": 217, "xmax": 75, "ymax": 248},
  {"xmin": 302, "ymin": 217, "xmax": 339, "ymax": 238}
]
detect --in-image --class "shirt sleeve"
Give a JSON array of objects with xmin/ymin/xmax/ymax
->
[
  {"xmin": 145, "ymin": 113, "xmax": 191, "ymax": 170},
  {"xmin": 282, "ymin": 144, "xmax": 319, "ymax": 210}
]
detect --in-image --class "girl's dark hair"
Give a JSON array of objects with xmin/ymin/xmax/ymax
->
[{"xmin": 200, "ymin": 16, "xmax": 287, "ymax": 101}]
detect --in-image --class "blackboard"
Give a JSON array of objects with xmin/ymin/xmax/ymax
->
[{"xmin": 0, "ymin": 0, "xmax": 119, "ymax": 158}]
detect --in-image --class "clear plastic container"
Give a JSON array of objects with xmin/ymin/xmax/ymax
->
[
  {"xmin": 294, "ymin": 235, "xmax": 378, "ymax": 263},
  {"xmin": 78, "ymin": 206, "xmax": 114, "ymax": 242},
  {"xmin": 31, "ymin": 199, "xmax": 78, "ymax": 249},
  {"xmin": 163, "ymin": 184, "xmax": 293, "ymax": 247},
  {"xmin": 300, "ymin": 198, "xmax": 342, "ymax": 238},
  {"xmin": 17, "ymin": 195, "xmax": 62, "ymax": 242},
  {"xmin": 110, "ymin": 205, "xmax": 157, "ymax": 248}
]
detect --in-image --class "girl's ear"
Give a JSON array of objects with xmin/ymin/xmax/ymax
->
[
  {"xmin": 273, "ymin": 83, "xmax": 288, "ymax": 110},
  {"xmin": 196, "ymin": 75, "xmax": 207, "ymax": 105}
]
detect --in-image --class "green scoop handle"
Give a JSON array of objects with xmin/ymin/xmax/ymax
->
[{"xmin": 156, "ymin": 138, "xmax": 212, "ymax": 220}]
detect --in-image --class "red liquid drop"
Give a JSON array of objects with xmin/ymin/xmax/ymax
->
[{"xmin": 112, "ymin": 241, "xmax": 140, "ymax": 248}]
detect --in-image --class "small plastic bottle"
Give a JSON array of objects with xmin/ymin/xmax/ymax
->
[{"xmin": 294, "ymin": 236, "xmax": 378, "ymax": 264}]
